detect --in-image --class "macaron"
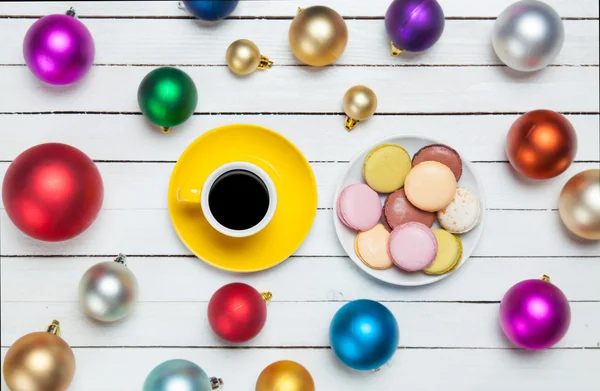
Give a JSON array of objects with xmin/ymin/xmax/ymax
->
[
  {"xmin": 413, "ymin": 144, "xmax": 463, "ymax": 181},
  {"xmin": 387, "ymin": 222, "xmax": 437, "ymax": 272},
  {"xmin": 337, "ymin": 184, "xmax": 382, "ymax": 231},
  {"xmin": 404, "ymin": 161, "xmax": 457, "ymax": 212},
  {"xmin": 438, "ymin": 187, "xmax": 482, "ymax": 234},
  {"xmin": 363, "ymin": 144, "xmax": 412, "ymax": 193},
  {"xmin": 423, "ymin": 229, "xmax": 463, "ymax": 275},
  {"xmin": 355, "ymin": 224, "xmax": 393, "ymax": 270},
  {"xmin": 384, "ymin": 189, "xmax": 435, "ymax": 229}
]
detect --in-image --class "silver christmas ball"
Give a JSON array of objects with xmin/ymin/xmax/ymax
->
[
  {"xmin": 79, "ymin": 254, "xmax": 138, "ymax": 322},
  {"xmin": 492, "ymin": 0, "xmax": 564, "ymax": 72}
]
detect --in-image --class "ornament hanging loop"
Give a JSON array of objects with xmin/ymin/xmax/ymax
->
[
  {"xmin": 345, "ymin": 116, "xmax": 359, "ymax": 131},
  {"xmin": 541, "ymin": 274, "xmax": 551, "ymax": 282},
  {"xmin": 390, "ymin": 42, "xmax": 403, "ymax": 56},
  {"xmin": 66, "ymin": 8, "xmax": 77, "ymax": 18},
  {"xmin": 258, "ymin": 55, "xmax": 274, "ymax": 70},
  {"xmin": 47, "ymin": 320, "xmax": 61, "ymax": 335},
  {"xmin": 210, "ymin": 377, "xmax": 224, "ymax": 390},
  {"xmin": 261, "ymin": 291, "xmax": 273, "ymax": 304},
  {"xmin": 114, "ymin": 253, "xmax": 127, "ymax": 265}
]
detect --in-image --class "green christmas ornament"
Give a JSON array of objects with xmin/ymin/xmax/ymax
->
[{"xmin": 137, "ymin": 67, "xmax": 198, "ymax": 133}]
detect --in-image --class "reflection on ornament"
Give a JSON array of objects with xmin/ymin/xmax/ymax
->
[
  {"xmin": 3, "ymin": 320, "xmax": 75, "ymax": 391},
  {"xmin": 385, "ymin": 0, "xmax": 445, "ymax": 54},
  {"xmin": 2, "ymin": 143, "xmax": 103, "ymax": 241},
  {"xmin": 492, "ymin": 0, "xmax": 564, "ymax": 72},
  {"xmin": 289, "ymin": 6, "xmax": 348, "ymax": 66},
  {"xmin": 559, "ymin": 169, "xmax": 600, "ymax": 240},
  {"xmin": 226, "ymin": 39, "xmax": 273, "ymax": 75},
  {"xmin": 343, "ymin": 85, "xmax": 377, "ymax": 130},
  {"xmin": 143, "ymin": 359, "xmax": 223, "ymax": 391},
  {"xmin": 79, "ymin": 254, "xmax": 139, "ymax": 322},
  {"xmin": 500, "ymin": 275, "xmax": 571, "ymax": 349},
  {"xmin": 208, "ymin": 282, "xmax": 271, "ymax": 343},
  {"xmin": 256, "ymin": 360, "xmax": 315, "ymax": 391},
  {"xmin": 181, "ymin": 0, "xmax": 239, "ymax": 21},
  {"xmin": 506, "ymin": 110, "xmax": 577, "ymax": 179},
  {"xmin": 137, "ymin": 67, "xmax": 198, "ymax": 133},
  {"xmin": 330, "ymin": 299, "xmax": 399, "ymax": 370},
  {"xmin": 23, "ymin": 8, "xmax": 94, "ymax": 85}
]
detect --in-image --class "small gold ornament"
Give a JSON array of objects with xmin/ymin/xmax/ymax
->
[
  {"xmin": 256, "ymin": 360, "xmax": 315, "ymax": 391},
  {"xmin": 3, "ymin": 320, "xmax": 76, "ymax": 391},
  {"xmin": 289, "ymin": 6, "xmax": 348, "ymax": 66},
  {"xmin": 342, "ymin": 85, "xmax": 378, "ymax": 130},
  {"xmin": 559, "ymin": 169, "xmax": 600, "ymax": 240},
  {"xmin": 226, "ymin": 39, "xmax": 273, "ymax": 76}
]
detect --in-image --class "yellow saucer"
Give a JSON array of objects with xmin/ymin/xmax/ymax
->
[{"xmin": 168, "ymin": 124, "xmax": 317, "ymax": 272}]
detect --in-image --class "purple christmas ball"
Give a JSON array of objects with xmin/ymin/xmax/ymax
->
[
  {"xmin": 385, "ymin": 0, "xmax": 445, "ymax": 52},
  {"xmin": 23, "ymin": 13, "xmax": 95, "ymax": 85},
  {"xmin": 499, "ymin": 278, "xmax": 571, "ymax": 350}
]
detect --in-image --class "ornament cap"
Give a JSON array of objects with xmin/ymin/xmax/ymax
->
[
  {"xmin": 160, "ymin": 126, "xmax": 172, "ymax": 134},
  {"xmin": 66, "ymin": 8, "xmax": 77, "ymax": 17},
  {"xmin": 177, "ymin": 1, "xmax": 186, "ymax": 10},
  {"xmin": 210, "ymin": 377, "xmax": 224, "ymax": 390},
  {"xmin": 345, "ymin": 116, "xmax": 359, "ymax": 131},
  {"xmin": 47, "ymin": 320, "xmax": 61, "ymax": 335},
  {"xmin": 261, "ymin": 291, "xmax": 273, "ymax": 304},
  {"xmin": 114, "ymin": 253, "xmax": 127, "ymax": 266},
  {"xmin": 258, "ymin": 55, "xmax": 274, "ymax": 70},
  {"xmin": 541, "ymin": 274, "xmax": 551, "ymax": 282},
  {"xmin": 297, "ymin": 7, "xmax": 305, "ymax": 13},
  {"xmin": 390, "ymin": 42, "xmax": 404, "ymax": 56}
]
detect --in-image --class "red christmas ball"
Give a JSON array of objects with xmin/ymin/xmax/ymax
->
[
  {"xmin": 2, "ymin": 143, "xmax": 103, "ymax": 241},
  {"xmin": 208, "ymin": 282, "xmax": 270, "ymax": 343}
]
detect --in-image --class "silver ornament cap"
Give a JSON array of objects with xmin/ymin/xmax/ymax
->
[
  {"xmin": 492, "ymin": 0, "xmax": 565, "ymax": 72},
  {"xmin": 79, "ymin": 254, "xmax": 139, "ymax": 322}
]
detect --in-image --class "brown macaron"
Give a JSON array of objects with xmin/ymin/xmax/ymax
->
[
  {"xmin": 412, "ymin": 144, "xmax": 463, "ymax": 181},
  {"xmin": 384, "ymin": 189, "xmax": 435, "ymax": 229},
  {"xmin": 381, "ymin": 206, "xmax": 393, "ymax": 232}
]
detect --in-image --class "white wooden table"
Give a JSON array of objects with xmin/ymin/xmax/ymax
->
[{"xmin": 1, "ymin": 1, "xmax": 599, "ymax": 390}]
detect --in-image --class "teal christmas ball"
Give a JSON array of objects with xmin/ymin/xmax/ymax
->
[
  {"xmin": 329, "ymin": 299, "xmax": 399, "ymax": 370},
  {"xmin": 143, "ymin": 359, "xmax": 222, "ymax": 391}
]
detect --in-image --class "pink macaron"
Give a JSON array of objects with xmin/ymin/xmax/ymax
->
[
  {"xmin": 387, "ymin": 222, "xmax": 438, "ymax": 272},
  {"xmin": 337, "ymin": 184, "xmax": 382, "ymax": 231}
]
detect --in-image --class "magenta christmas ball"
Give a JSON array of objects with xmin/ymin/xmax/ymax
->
[
  {"xmin": 499, "ymin": 276, "xmax": 571, "ymax": 350},
  {"xmin": 23, "ymin": 11, "xmax": 95, "ymax": 85}
]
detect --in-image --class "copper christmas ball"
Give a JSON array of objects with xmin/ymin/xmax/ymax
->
[
  {"xmin": 506, "ymin": 110, "xmax": 577, "ymax": 179},
  {"xmin": 559, "ymin": 169, "xmax": 600, "ymax": 240}
]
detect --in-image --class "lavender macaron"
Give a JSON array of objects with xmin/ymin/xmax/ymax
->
[
  {"xmin": 388, "ymin": 222, "xmax": 438, "ymax": 272},
  {"xmin": 337, "ymin": 184, "xmax": 382, "ymax": 231}
]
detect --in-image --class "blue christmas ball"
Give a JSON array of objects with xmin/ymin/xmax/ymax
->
[
  {"xmin": 182, "ymin": 0, "xmax": 239, "ymax": 21},
  {"xmin": 329, "ymin": 299, "xmax": 399, "ymax": 371},
  {"xmin": 143, "ymin": 359, "xmax": 215, "ymax": 391}
]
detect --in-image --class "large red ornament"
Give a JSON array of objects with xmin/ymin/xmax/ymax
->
[
  {"xmin": 506, "ymin": 110, "xmax": 577, "ymax": 180},
  {"xmin": 208, "ymin": 282, "xmax": 271, "ymax": 343},
  {"xmin": 2, "ymin": 143, "xmax": 103, "ymax": 241}
]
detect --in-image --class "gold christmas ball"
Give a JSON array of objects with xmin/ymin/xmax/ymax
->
[
  {"xmin": 226, "ymin": 39, "xmax": 273, "ymax": 76},
  {"xmin": 255, "ymin": 360, "xmax": 315, "ymax": 391},
  {"xmin": 289, "ymin": 6, "xmax": 348, "ymax": 66},
  {"xmin": 3, "ymin": 321, "xmax": 75, "ymax": 391},
  {"xmin": 343, "ymin": 85, "xmax": 378, "ymax": 130},
  {"xmin": 559, "ymin": 169, "xmax": 600, "ymax": 240}
]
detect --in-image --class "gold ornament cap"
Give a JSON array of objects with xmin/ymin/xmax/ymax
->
[
  {"xmin": 261, "ymin": 291, "xmax": 273, "ymax": 304},
  {"xmin": 390, "ymin": 42, "xmax": 404, "ymax": 56}
]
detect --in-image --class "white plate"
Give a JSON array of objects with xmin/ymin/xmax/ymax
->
[{"xmin": 333, "ymin": 135, "xmax": 486, "ymax": 286}]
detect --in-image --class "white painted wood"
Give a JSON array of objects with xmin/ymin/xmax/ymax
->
[
  {"xmin": 2, "ymin": 348, "xmax": 599, "ymax": 391},
  {"xmin": 1, "ymin": 66, "xmax": 598, "ymax": 113},
  {"xmin": 1, "ymin": 1, "xmax": 599, "ymax": 390},
  {"xmin": 1, "ymin": 19, "xmax": 598, "ymax": 65},
  {"xmin": 2, "ymin": 209, "xmax": 600, "ymax": 256},
  {"xmin": 0, "ymin": 0, "xmax": 598, "ymax": 18},
  {"xmin": 2, "ymin": 256, "xmax": 599, "ymax": 302},
  {"xmin": 1, "ymin": 161, "xmax": 599, "ymax": 210},
  {"xmin": 1, "ymin": 301, "xmax": 598, "ymax": 348},
  {"xmin": 0, "ymin": 114, "xmax": 598, "ymax": 162}
]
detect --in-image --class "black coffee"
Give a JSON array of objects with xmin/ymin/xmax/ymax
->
[{"xmin": 208, "ymin": 169, "xmax": 270, "ymax": 231}]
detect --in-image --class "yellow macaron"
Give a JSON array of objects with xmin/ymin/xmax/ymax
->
[
  {"xmin": 423, "ymin": 229, "xmax": 463, "ymax": 275},
  {"xmin": 363, "ymin": 144, "xmax": 412, "ymax": 193}
]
